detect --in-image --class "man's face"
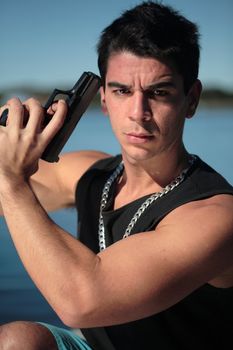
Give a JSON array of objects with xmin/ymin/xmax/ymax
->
[{"xmin": 100, "ymin": 52, "xmax": 197, "ymax": 163}]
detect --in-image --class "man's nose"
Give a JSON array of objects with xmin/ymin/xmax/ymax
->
[{"xmin": 128, "ymin": 91, "xmax": 152, "ymax": 122}]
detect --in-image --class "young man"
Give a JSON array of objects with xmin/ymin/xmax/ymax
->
[{"xmin": 0, "ymin": 2, "xmax": 232, "ymax": 350}]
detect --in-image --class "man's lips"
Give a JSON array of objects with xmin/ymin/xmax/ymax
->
[{"xmin": 125, "ymin": 132, "xmax": 154, "ymax": 143}]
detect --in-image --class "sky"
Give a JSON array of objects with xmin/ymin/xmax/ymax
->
[{"xmin": 1, "ymin": 0, "xmax": 233, "ymax": 91}]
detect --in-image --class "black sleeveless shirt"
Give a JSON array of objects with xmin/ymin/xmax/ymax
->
[{"xmin": 75, "ymin": 155, "xmax": 233, "ymax": 350}]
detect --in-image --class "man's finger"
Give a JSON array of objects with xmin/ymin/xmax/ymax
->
[
  {"xmin": 23, "ymin": 98, "xmax": 44, "ymax": 132},
  {"xmin": 41, "ymin": 99, "xmax": 68, "ymax": 144}
]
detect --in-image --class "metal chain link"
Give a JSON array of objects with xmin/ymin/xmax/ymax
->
[
  {"xmin": 98, "ymin": 155, "xmax": 196, "ymax": 251},
  {"xmin": 98, "ymin": 162, "xmax": 124, "ymax": 251}
]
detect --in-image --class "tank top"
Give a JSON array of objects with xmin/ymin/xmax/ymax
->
[{"xmin": 75, "ymin": 155, "xmax": 233, "ymax": 350}]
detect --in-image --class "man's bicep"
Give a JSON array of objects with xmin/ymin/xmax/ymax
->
[{"xmin": 90, "ymin": 203, "xmax": 233, "ymax": 325}]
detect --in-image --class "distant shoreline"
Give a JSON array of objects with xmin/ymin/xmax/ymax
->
[
  {"xmin": 199, "ymin": 89, "xmax": 233, "ymax": 108},
  {"xmin": 1, "ymin": 87, "xmax": 233, "ymax": 108}
]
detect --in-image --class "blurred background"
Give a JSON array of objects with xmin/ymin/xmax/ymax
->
[
  {"xmin": 1, "ymin": 0, "xmax": 233, "ymax": 100},
  {"xmin": 1, "ymin": 0, "xmax": 233, "ymax": 327}
]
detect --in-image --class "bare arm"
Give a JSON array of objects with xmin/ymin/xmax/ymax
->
[
  {"xmin": 0, "ymin": 97, "xmax": 109, "ymax": 213},
  {"xmin": 1, "ymin": 179, "xmax": 232, "ymax": 328},
  {"xmin": 0, "ymin": 150, "xmax": 109, "ymax": 214},
  {"xmin": 30, "ymin": 150, "xmax": 110, "ymax": 211},
  {"xmin": 0, "ymin": 97, "xmax": 232, "ymax": 329}
]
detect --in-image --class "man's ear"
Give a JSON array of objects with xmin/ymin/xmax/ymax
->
[
  {"xmin": 186, "ymin": 79, "xmax": 202, "ymax": 119},
  {"xmin": 100, "ymin": 87, "xmax": 108, "ymax": 115}
]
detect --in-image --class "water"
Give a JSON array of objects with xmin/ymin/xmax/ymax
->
[{"xmin": 0, "ymin": 107, "xmax": 233, "ymax": 326}]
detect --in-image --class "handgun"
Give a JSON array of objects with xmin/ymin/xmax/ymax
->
[
  {"xmin": 0, "ymin": 71, "xmax": 101, "ymax": 162},
  {"xmin": 42, "ymin": 71, "xmax": 101, "ymax": 162}
]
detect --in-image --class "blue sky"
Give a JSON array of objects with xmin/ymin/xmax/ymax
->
[{"xmin": 1, "ymin": 0, "xmax": 233, "ymax": 91}]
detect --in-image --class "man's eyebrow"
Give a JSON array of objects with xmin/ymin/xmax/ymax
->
[
  {"xmin": 107, "ymin": 81, "xmax": 132, "ymax": 89},
  {"xmin": 146, "ymin": 81, "xmax": 176, "ymax": 90},
  {"xmin": 107, "ymin": 81, "xmax": 176, "ymax": 90}
]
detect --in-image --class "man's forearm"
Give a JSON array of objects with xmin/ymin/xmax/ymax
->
[
  {"xmin": 0, "ymin": 179, "xmax": 99, "ymax": 323},
  {"xmin": 0, "ymin": 98, "xmax": 103, "ymax": 326}
]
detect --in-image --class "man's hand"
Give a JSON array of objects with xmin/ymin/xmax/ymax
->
[{"xmin": 0, "ymin": 97, "xmax": 67, "ymax": 185}]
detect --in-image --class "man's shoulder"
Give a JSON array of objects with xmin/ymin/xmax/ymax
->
[
  {"xmin": 163, "ymin": 193, "xmax": 233, "ymax": 232},
  {"xmin": 44, "ymin": 150, "xmax": 112, "ymax": 206},
  {"xmin": 185, "ymin": 156, "xmax": 233, "ymax": 198},
  {"xmin": 59, "ymin": 150, "xmax": 112, "ymax": 174},
  {"xmin": 60, "ymin": 149, "xmax": 111, "ymax": 163}
]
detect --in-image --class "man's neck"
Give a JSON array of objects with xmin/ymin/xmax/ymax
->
[{"xmin": 115, "ymin": 148, "xmax": 191, "ymax": 206}]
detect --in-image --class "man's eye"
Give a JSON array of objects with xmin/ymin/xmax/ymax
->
[
  {"xmin": 152, "ymin": 90, "xmax": 168, "ymax": 97},
  {"xmin": 113, "ymin": 89, "xmax": 130, "ymax": 96},
  {"xmin": 145, "ymin": 89, "xmax": 168, "ymax": 99}
]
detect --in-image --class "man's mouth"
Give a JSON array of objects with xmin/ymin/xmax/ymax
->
[{"xmin": 125, "ymin": 132, "xmax": 154, "ymax": 143}]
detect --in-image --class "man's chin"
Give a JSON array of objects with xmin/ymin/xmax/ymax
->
[{"xmin": 121, "ymin": 148, "xmax": 157, "ymax": 164}]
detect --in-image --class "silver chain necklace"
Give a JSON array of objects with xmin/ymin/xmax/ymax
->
[{"xmin": 98, "ymin": 155, "xmax": 196, "ymax": 251}]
